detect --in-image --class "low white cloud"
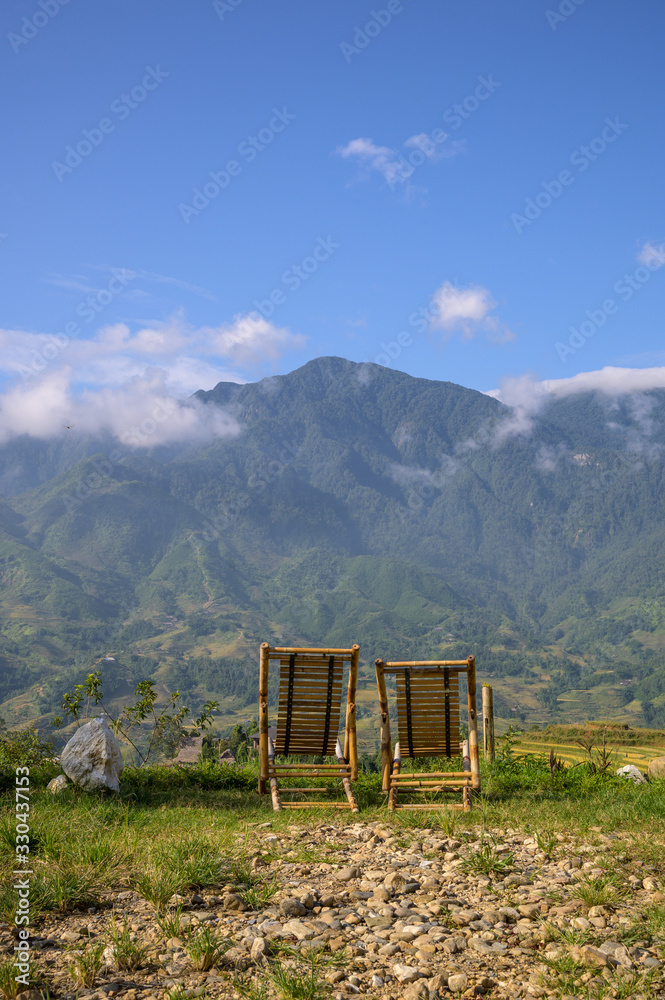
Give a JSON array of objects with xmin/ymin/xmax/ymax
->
[
  {"xmin": 488, "ymin": 366, "xmax": 665, "ymax": 453},
  {"xmin": 0, "ymin": 309, "xmax": 305, "ymax": 446},
  {"xmin": 0, "ymin": 370, "xmax": 240, "ymax": 448},
  {"xmin": 541, "ymin": 365, "xmax": 665, "ymax": 397},
  {"xmin": 486, "ymin": 373, "xmax": 547, "ymax": 442},
  {"xmin": 0, "ymin": 312, "xmax": 303, "ymax": 388},
  {"xmin": 390, "ymin": 455, "xmax": 460, "ymax": 490},
  {"xmin": 429, "ymin": 280, "xmax": 515, "ymax": 344},
  {"xmin": 535, "ymin": 443, "xmax": 567, "ymax": 472}
]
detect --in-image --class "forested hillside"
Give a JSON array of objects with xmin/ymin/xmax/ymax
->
[{"xmin": 1, "ymin": 357, "xmax": 665, "ymax": 736}]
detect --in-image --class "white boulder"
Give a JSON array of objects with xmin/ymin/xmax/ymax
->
[
  {"xmin": 60, "ymin": 717, "xmax": 123, "ymax": 792},
  {"xmin": 647, "ymin": 756, "xmax": 665, "ymax": 781},
  {"xmin": 46, "ymin": 774, "xmax": 68, "ymax": 794},
  {"xmin": 616, "ymin": 764, "xmax": 646, "ymax": 784}
]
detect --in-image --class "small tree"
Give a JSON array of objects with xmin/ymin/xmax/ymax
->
[{"xmin": 53, "ymin": 671, "xmax": 218, "ymax": 767}]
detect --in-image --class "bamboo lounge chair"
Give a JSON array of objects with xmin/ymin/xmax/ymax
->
[
  {"xmin": 374, "ymin": 656, "xmax": 480, "ymax": 811},
  {"xmin": 258, "ymin": 643, "xmax": 360, "ymax": 812}
]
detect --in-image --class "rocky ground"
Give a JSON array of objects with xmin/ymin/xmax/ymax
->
[{"xmin": 2, "ymin": 821, "xmax": 663, "ymax": 1000}]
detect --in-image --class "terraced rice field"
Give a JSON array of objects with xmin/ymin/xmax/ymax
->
[{"xmin": 512, "ymin": 734, "xmax": 665, "ymax": 771}]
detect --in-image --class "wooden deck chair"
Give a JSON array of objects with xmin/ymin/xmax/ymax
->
[
  {"xmin": 258, "ymin": 643, "xmax": 360, "ymax": 812},
  {"xmin": 375, "ymin": 656, "xmax": 480, "ymax": 811}
]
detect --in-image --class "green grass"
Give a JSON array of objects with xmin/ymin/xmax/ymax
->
[
  {"xmin": 268, "ymin": 956, "xmax": 330, "ymax": 1000},
  {"xmin": 0, "ymin": 754, "xmax": 662, "ymax": 1000},
  {"xmin": 185, "ymin": 925, "xmax": 231, "ymax": 971},
  {"xmin": 68, "ymin": 941, "xmax": 105, "ymax": 988},
  {"xmin": 0, "ymin": 957, "xmax": 38, "ymax": 998},
  {"xmin": 130, "ymin": 869, "xmax": 186, "ymax": 911},
  {"xmin": 238, "ymin": 873, "xmax": 280, "ymax": 910},
  {"xmin": 156, "ymin": 904, "xmax": 187, "ymax": 940},
  {"xmin": 107, "ymin": 916, "xmax": 150, "ymax": 972},
  {"xmin": 570, "ymin": 871, "xmax": 628, "ymax": 908},
  {"xmin": 460, "ymin": 839, "xmax": 515, "ymax": 877}
]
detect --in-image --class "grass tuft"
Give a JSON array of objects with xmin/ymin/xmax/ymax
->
[
  {"xmin": 131, "ymin": 869, "xmax": 185, "ymax": 912},
  {"xmin": 461, "ymin": 839, "xmax": 514, "ymax": 877},
  {"xmin": 269, "ymin": 958, "xmax": 329, "ymax": 1000},
  {"xmin": 106, "ymin": 916, "xmax": 150, "ymax": 971},
  {"xmin": 185, "ymin": 926, "xmax": 230, "ymax": 971},
  {"xmin": 68, "ymin": 941, "xmax": 105, "ymax": 988},
  {"xmin": 0, "ymin": 958, "xmax": 39, "ymax": 998},
  {"xmin": 570, "ymin": 871, "xmax": 628, "ymax": 908}
]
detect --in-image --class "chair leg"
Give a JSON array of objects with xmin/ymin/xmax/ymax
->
[
  {"xmin": 268, "ymin": 739, "xmax": 281, "ymax": 812},
  {"xmin": 336, "ymin": 740, "xmax": 359, "ymax": 813},
  {"xmin": 462, "ymin": 738, "xmax": 471, "ymax": 812},
  {"xmin": 388, "ymin": 742, "xmax": 401, "ymax": 811}
]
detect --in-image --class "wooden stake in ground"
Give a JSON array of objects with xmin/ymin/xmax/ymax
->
[
  {"xmin": 258, "ymin": 642, "xmax": 270, "ymax": 794},
  {"xmin": 482, "ymin": 683, "xmax": 495, "ymax": 762}
]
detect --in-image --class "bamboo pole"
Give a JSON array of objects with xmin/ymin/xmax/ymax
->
[
  {"xmin": 337, "ymin": 739, "xmax": 359, "ymax": 813},
  {"xmin": 482, "ymin": 684, "xmax": 495, "ymax": 763},
  {"xmin": 381, "ymin": 660, "xmax": 472, "ymax": 667},
  {"xmin": 269, "ymin": 646, "xmax": 355, "ymax": 654},
  {"xmin": 388, "ymin": 743, "xmax": 401, "ymax": 811},
  {"xmin": 462, "ymin": 738, "xmax": 471, "ymax": 811},
  {"xmin": 345, "ymin": 644, "xmax": 360, "ymax": 781},
  {"xmin": 375, "ymin": 659, "xmax": 393, "ymax": 792},
  {"xmin": 466, "ymin": 656, "xmax": 480, "ymax": 795},
  {"xmin": 389, "ymin": 780, "xmax": 471, "ymax": 788},
  {"xmin": 258, "ymin": 642, "xmax": 270, "ymax": 795},
  {"xmin": 268, "ymin": 738, "xmax": 281, "ymax": 811},
  {"xmin": 396, "ymin": 803, "xmax": 466, "ymax": 811}
]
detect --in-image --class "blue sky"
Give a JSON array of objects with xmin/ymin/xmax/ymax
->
[{"xmin": 1, "ymin": 0, "xmax": 664, "ymax": 444}]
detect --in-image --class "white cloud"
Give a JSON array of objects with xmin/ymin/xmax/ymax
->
[
  {"xmin": 0, "ymin": 370, "xmax": 240, "ymax": 448},
  {"xmin": 207, "ymin": 313, "xmax": 305, "ymax": 367},
  {"xmin": 487, "ymin": 366, "xmax": 665, "ymax": 451},
  {"xmin": 535, "ymin": 443, "xmax": 567, "ymax": 472},
  {"xmin": 0, "ymin": 310, "xmax": 305, "ymax": 445},
  {"xmin": 0, "ymin": 312, "xmax": 304, "ymax": 390},
  {"xmin": 429, "ymin": 280, "xmax": 515, "ymax": 344},
  {"xmin": 336, "ymin": 130, "xmax": 461, "ymax": 192},
  {"xmin": 541, "ymin": 365, "xmax": 665, "ymax": 397},
  {"xmin": 48, "ymin": 266, "xmax": 218, "ymax": 302},
  {"xmin": 637, "ymin": 241, "xmax": 665, "ymax": 268},
  {"xmin": 431, "ymin": 282, "xmax": 495, "ymax": 331},
  {"xmin": 389, "ymin": 455, "xmax": 460, "ymax": 491},
  {"xmin": 336, "ymin": 137, "xmax": 407, "ymax": 188},
  {"xmin": 486, "ymin": 373, "xmax": 547, "ymax": 442}
]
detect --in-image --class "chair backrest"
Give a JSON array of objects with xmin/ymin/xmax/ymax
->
[
  {"xmin": 272, "ymin": 649, "xmax": 350, "ymax": 756},
  {"xmin": 395, "ymin": 664, "xmax": 461, "ymax": 758}
]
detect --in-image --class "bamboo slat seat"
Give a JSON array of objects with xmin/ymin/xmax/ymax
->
[
  {"xmin": 375, "ymin": 656, "xmax": 480, "ymax": 811},
  {"xmin": 258, "ymin": 643, "xmax": 360, "ymax": 812}
]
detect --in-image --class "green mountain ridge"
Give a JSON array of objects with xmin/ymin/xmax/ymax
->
[{"xmin": 1, "ymin": 356, "xmax": 665, "ymax": 734}]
